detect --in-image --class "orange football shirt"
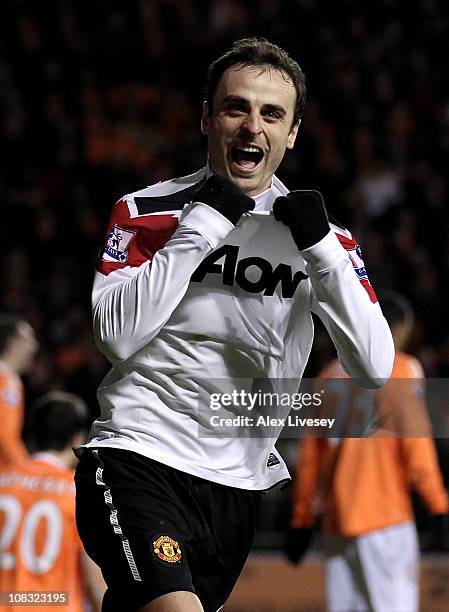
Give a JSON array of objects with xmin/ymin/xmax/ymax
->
[
  {"xmin": 0, "ymin": 454, "xmax": 84, "ymax": 611},
  {"xmin": 0, "ymin": 363, "xmax": 28, "ymax": 467},
  {"xmin": 291, "ymin": 353, "xmax": 449, "ymax": 535}
]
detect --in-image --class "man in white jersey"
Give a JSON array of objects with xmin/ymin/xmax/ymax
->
[{"xmin": 75, "ymin": 37, "xmax": 394, "ymax": 612}]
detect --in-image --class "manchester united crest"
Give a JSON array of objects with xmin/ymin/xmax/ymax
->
[{"xmin": 153, "ymin": 535, "xmax": 182, "ymax": 563}]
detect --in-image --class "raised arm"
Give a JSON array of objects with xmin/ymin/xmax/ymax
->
[
  {"xmin": 306, "ymin": 229, "xmax": 394, "ymax": 386},
  {"xmin": 274, "ymin": 191, "xmax": 394, "ymax": 387},
  {"xmin": 93, "ymin": 175, "xmax": 254, "ymax": 362}
]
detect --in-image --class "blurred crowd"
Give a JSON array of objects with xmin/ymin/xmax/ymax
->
[{"xmin": 1, "ymin": 0, "xmax": 448, "ymax": 417}]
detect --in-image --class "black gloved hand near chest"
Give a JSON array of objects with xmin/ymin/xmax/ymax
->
[
  {"xmin": 193, "ymin": 175, "xmax": 255, "ymax": 226},
  {"xmin": 273, "ymin": 190, "xmax": 330, "ymax": 251}
]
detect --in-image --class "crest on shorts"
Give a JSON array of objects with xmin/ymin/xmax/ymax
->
[{"xmin": 153, "ymin": 535, "xmax": 182, "ymax": 563}]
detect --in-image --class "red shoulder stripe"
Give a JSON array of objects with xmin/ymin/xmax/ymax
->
[
  {"xmin": 334, "ymin": 231, "xmax": 378, "ymax": 303},
  {"xmin": 97, "ymin": 200, "xmax": 179, "ymax": 276}
]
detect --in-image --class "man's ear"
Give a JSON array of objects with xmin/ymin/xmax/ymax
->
[
  {"xmin": 201, "ymin": 101, "xmax": 210, "ymax": 135},
  {"xmin": 287, "ymin": 120, "xmax": 301, "ymax": 150}
]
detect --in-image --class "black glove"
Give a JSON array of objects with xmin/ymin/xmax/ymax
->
[
  {"xmin": 428, "ymin": 513, "xmax": 449, "ymax": 551},
  {"xmin": 273, "ymin": 190, "xmax": 330, "ymax": 250},
  {"xmin": 192, "ymin": 175, "xmax": 255, "ymax": 225},
  {"xmin": 284, "ymin": 527, "xmax": 314, "ymax": 565}
]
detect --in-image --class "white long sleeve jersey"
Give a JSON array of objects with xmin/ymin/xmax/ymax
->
[{"xmin": 83, "ymin": 167, "xmax": 394, "ymax": 490}]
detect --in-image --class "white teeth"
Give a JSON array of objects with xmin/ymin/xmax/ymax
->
[{"xmin": 237, "ymin": 146, "xmax": 261, "ymax": 154}]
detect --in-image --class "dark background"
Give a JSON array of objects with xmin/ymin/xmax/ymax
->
[{"xmin": 1, "ymin": 0, "xmax": 448, "ymax": 544}]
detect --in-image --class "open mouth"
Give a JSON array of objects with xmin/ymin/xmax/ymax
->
[{"xmin": 230, "ymin": 146, "xmax": 264, "ymax": 172}]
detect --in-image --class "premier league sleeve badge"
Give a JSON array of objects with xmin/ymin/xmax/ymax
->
[{"xmin": 102, "ymin": 224, "xmax": 136, "ymax": 264}]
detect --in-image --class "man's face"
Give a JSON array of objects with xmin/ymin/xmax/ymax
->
[{"xmin": 202, "ymin": 65, "xmax": 299, "ymax": 197}]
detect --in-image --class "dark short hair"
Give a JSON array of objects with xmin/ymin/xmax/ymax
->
[
  {"xmin": 204, "ymin": 37, "xmax": 306, "ymax": 125},
  {"xmin": 0, "ymin": 314, "xmax": 24, "ymax": 355},
  {"xmin": 28, "ymin": 391, "xmax": 89, "ymax": 452},
  {"xmin": 378, "ymin": 290, "xmax": 414, "ymax": 329}
]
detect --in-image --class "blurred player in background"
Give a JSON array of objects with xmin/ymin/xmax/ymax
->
[
  {"xmin": 288, "ymin": 292, "xmax": 449, "ymax": 612},
  {"xmin": 0, "ymin": 314, "xmax": 38, "ymax": 466},
  {"xmin": 0, "ymin": 391, "xmax": 105, "ymax": 611},
  {"xmin": 75, "ymin": 37, "xmax": 393, "ymax": 611}
]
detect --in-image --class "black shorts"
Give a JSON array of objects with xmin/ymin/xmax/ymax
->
[{"xmin": 75, "ymin": 448, "xmax": 261, "ymax": 612}]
